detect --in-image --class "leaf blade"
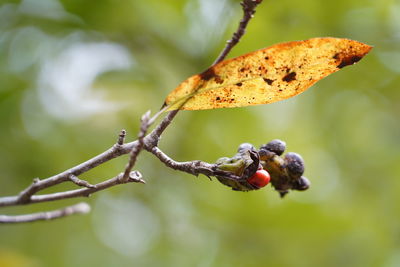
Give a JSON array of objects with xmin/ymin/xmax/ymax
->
[{"xmin": 165, "ymin": 37, "xmax": 372, "ymax": 111}]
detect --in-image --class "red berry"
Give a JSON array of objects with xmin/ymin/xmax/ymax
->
[{"xmin": 247, "ymin": 169, "xmax": 271, "ymax": 188}]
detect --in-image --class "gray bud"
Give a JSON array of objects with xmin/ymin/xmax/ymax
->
[
  {"xmin": 284, "ymin": 152, "xmax": 305, "ymax": 177},
  {"xmin": 260, "ymin": 139, "xmax": 286, "ymax": 156},
  {"xmin": 237, "ymin": 143, "xmax": 255, "ymax": 153},
  {"xmin": 293, "ymin": 176, "xmax": 310, "ymax": 191}
]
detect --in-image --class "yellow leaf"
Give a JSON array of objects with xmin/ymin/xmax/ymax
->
[{"xmin": 164, "ymin": 37, "xmax": 372, "ymax": 110}]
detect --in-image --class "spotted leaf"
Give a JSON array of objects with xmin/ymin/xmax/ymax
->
[{"xmin": 164, "ymin": 37, "xmax": 372, "ymax": 110}]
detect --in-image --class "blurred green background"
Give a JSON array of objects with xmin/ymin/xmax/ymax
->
[{"xmin": 0, "ymin": 0, "xmax": 399, "ymax": 266}]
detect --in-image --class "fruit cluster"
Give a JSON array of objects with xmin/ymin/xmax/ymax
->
[{"xmin": 215, "ymin": 139, "xmax": 310, "ymax": 196}]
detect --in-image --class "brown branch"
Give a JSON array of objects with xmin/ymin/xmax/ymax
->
[
  {"xmin": 122, "ymin": 111, "xmax": 151, "ymax": 181},
  {"xmin": 122, "ymin": 105, "xmax": 170, "ymax": 182},
  {"xmin": 144, "ymin": 109, "xmax": 180, "ymax": 148},
  {"xmin": 0, "ymin": 139, "xmax": 136, "ymax": 207},
  {"xmin": 0, "ymin": 0, "xmax": 264, "ymax": 222},
  {"xmin": 213, "ymin": 0, "xmax": 263, "ymax": 65},
  {"xmin": 0, "ymin": 172, "xmax": 144, "ymax": 206},
  {"xmin": 148, "ymin": 146, "xmax": 242, "ymax": 181},
  {"xmin": 0, "ymin": 108, "xmax": 176, "ymax": 208},
  {"xmin": 69, "ymin": 174, "xmax": 96, "ymax": 189},
  {"xmin": 0, "ymin": 202, "xmax": 91, "ymax": 224},
  {"xmin": 17, "ymin": 178, "xmax": 41, "ymax": 204},
  {"xmin": 149, "ymin": 147, "xmax": 215, "ymax": 176}
]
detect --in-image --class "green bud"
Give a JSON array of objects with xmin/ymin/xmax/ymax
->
[
  {"xmin": 216, "ymin": 157, "xmax": 231, "ymax": 165},
  {"xmin": 216, "ymin": 157, "xmax": 247, "ymax": 176}
]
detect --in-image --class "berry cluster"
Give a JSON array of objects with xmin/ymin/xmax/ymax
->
[
  {"xmin": 258, "ymin": 140, "xmax": 310, "ymax": 197},
  {"xmin": 215, "ymin": 139, "xmax": 310, "ymax": 196}
]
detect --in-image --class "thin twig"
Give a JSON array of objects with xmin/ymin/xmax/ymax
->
[
  {"xmin": 122, "ymin": 105, "xmax": 170, "ymax": 182},
  {"xmin": 144, "ymin": 110, "xmax": 180, "ymax": 148},
  {"xmin": 0, "ymin": 140, "xmax": 135, "ymax": 207},
  {"xmin": 148, "ymin": 147, "xmax": 242, "ymax": 181},
  {"xmin": 0, "ymin": 172, "xmax": 143, "ymax": 206},
  {"xmin": 122, "ymin": 111, "xmax": 151, "ymax": 181},
  {"xmin": 0, "ymin": 202, "xmax": 91, "ymax": 223},
  {"xmin": 149, "ymin": 147, "xmax": 214, "ymax": 176},
  {"xmin": 213, "ymin": 0, "xmax": 263, "ymax": 65},
  {"xmin": 69, "ymin": 174, "xmax": 96, "ymax": 188}
]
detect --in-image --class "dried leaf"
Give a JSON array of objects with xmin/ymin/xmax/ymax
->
[{"xmin": 164, "ymin": 37, "xmax": 372, "ymax": 110}]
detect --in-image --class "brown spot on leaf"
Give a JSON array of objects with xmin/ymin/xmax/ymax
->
[
  {"xmin": 282, "ymin": 72, "xmax": 297, "ymax": 82},
  {"xmin": 216, "ymin": 96, "xmax": 221, "ymax": 101},
  {"xmin": 236, "ymin": 82, "xmax": 243, "ymax": 86},
  {"xmin": 337, "ymin": 56, "xmax": 362, "ymax": 69},
  {"xmin": 263, "ymin": 78, "xmax": 274, "ymax": 85},
  {"xmin": 200, "ymin": 67, "xmax": 216, "ymax": 81},
  {"xmin": 265, "ymin": 56, "xmax": 269, "ymax": 60},
  {"xmin": 215, "ymin": 75, "xmax": 224, "ymax": 84}
]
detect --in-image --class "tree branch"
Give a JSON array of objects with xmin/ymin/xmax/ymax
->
[
  {"xmin": 0, "ymin": 202, "xmax": 91, "ymax": 224},
  {"xmin": 0, "ymin": 172, "xmax": 144, "ymax": 206},
  {"xmin": 0, "ymin": 107, "xmax": 178, "ymax": 208},
  {"xmin": 144, "ymin": 109, "xmax": 180, "ymax": 148},
  {"xmin": 148, "ymin": 146, "xmax": 242, "ymax": 181},
  {"xmin": 0, "ymin": 139, "xmax": 135, "ymax": 207},
  {"xmin": 213, "ymin": 0, "xmax": 263, "ymax": 65},
  {"xmin": 0, "ymin": 0, "xmax": 264, "ymax": 222}
]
